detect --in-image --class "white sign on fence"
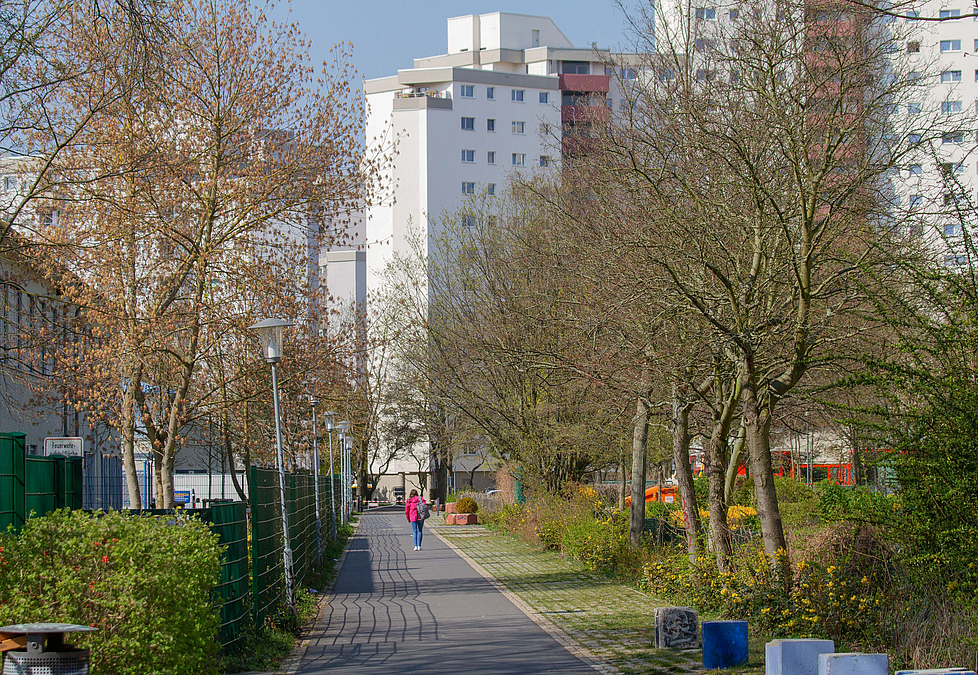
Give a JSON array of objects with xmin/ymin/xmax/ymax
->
[{"xmin": 44, "ymin": 437, "xmax": 84, "ymax": 457}]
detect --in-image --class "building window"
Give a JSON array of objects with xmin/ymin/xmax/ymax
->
[
  {"xmin": 487, "ymin": 87, "xmax": 495, "ymax": 100},
  {"xmin": 512, "ymin": 121, "xmax": 525, "ymax": 134},
  {"xmin": 908, "ymin": 133, "xmax": 921, "ymax": 144},
  {"xmin": 540, "ymin": 156, "xmax": 551, "ymax": 167},
  {"xmin": 943, "ymin": 131, "xmax": 964, "ymax": 144},
  {"xmin": 512, "ymin": 153, "xmax": 525, "ymax": 166},
  {"xmin": 695, "ymin": 38, "xmax": 713, "ymax": 51},
  {"xmin": 909, "ymin": 194, "xmax": 922, "ymax": 207},
  {"xmin": 908, "ymin": 102, "xmax": 922, "ymax": 114},
  {"xmin": 940, "ymin": 40, "xmax": 961, "ymax": 52},
  {"xmin": 907, "ymin": 41, "xmax": 920, "ymax": 53},
  {"xmin": 461, "ymin": 182, "xmax": 475, "ymax": 194},
  {"xmin": 942, "ymin": 100, "xmax": 963, "ymax": 113},
  {"xmin": 487, "ymin": 118, "xmax": 495, "ymax": 132},
  {"xmin": 939, "ymin": 8, "xmax": 961, "ymax": 18},
  {"xmin": 512, "ymin": 89, "xmax": 524, "ymax": 102},
  {"xmin": 620, "ymin": 68, "xmax": 637, "ymax": 80},
  {"xmin": 462, "ymin": 214, "xmax": 476, "ymax": 227},
  {"xmin": 695, "ymin": 7, "xmax": 717, "ymax": 19},
  {"xmin": 945, "ymin": 223, "xmax": 961, "ymax": 237},
  {"xmin": 461, "ymin": 116, "xmax": 475, "ymax": 131},
  {"xmin": 460, "ymin": 84, "xmax": 474, "ymax": 98},
  {"xmin": 3, "ymin": 176, "xmax": 15, "ymax": 192},
  {"xmin": 906, "ymin": 10, "xmax": 919, "ymax": 19},
  {"xmin": 908, "ymin": 164, "xmax": 922, "ymax": 175},
  {"xmin": 941, "ymin": 70, "xmax": 962, "ymax": 83},
  {"xmin": 940, "ymin": 161, "xmax": 965, "ymax": 174},
  {"xmin": 40, "ymin": 210, "xmax": 58, "ymax": 227},
  {"xmin": 729, "ymin": 7, "xmax": 739, "ymax": 19},
  {"xmin": 696, "ymin": 69, "xmax": 713, "ymax": 81},
  {"xmin": 539, "ymin": 92, "xmax": 549, "ymax": 104},
  {"xmin": 461, "ymin": 149, "xmax": 475, "ymax": 163},
  {"xmin": 487, "ymin": 183, "xmax": 496, "ymax": 195},
  {"xmin": 487, "ymin": 151, "xmax": 496, "ymax": 164},
  {"xmin": 945, "ymin": 254, "xmax": 968, "ymax": 267}
]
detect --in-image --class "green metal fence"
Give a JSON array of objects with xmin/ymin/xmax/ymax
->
[
  {"xmin": 0, "ymin": 433, "xmax": 83, "ymax": 531},
  {"xmin": 249, "ymin": 467, "xmax": 284, "ymax": 629},
  {"xmin": 203, "ymin": 502, "xmax": 250, "ymax": 652},
  {"xmin": 0, "ymin": 433, "xmax": 25, "ymax": 532}
]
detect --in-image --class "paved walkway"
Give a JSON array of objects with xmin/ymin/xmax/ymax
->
[{"xmin": 296, "ymin": 508, "xmax": 599, "ymax": 674}]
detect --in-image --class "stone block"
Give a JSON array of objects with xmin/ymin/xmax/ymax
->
[
  {"xmin": 654, "ymin": 607, "xmax": 699, "ymax": 649},
  {"xmin": 819, "ymin": 653, "xmax": 888, "ymax": 675},
  {"xmin": 702, "ymin": 620, "xmax": 748, "ymax": 669},
  {"xmin": 896, "ymin": 670, "xmax": 975, "ymax": 675},
  {"xmin": 767, "ymin": 639, "xmax": 835, "ymax": 675},
  {"xmin": 444, "ymin": 514, "xmax": 456, "ymax": 525},
  {"xmin": 445, "ymin": 502, "xmax": 457, "ymax": 514},
  {"xmin": 455, "ymin": 513, "xmax": 478, "ymax": 525}
]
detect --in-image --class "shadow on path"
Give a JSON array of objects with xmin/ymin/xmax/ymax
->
[{"xmin": 297, "ymin": 510, "xmax": 597, "ymax": 674}]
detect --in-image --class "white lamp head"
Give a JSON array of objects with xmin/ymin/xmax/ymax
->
[
  {"xmin": 336, "ymin": 420, "xmax": 350, "ymax": 433},
  {"xmin": 248, "ymin": 318, "xmax": 293, "ymax": 363},
  {"xmin": 324, "ymin": 411, "xmax": 335, "ymax": 431}
]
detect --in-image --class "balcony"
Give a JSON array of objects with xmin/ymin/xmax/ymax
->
[
  {"xmin": 558, "ymin": 74, "xmax": 610, "ymax": 93},
  {"xmin": 561, "ymin": 104, "xmax": 610, "ymax": 124},
  {"xmin": 393, "ymin": 89, "xmax": 453, "ymax": 111}
]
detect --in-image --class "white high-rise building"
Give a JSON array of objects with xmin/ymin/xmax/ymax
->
[
  {"xmin": 363, "ymin": 12, "xmax": 621, "ymax": 302},
  {"xmin": 897, "ymin": 3, "xmax": 978, "ymax": 267}
]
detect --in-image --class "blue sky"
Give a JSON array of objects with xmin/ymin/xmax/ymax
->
[{"xmin": 279, "ymin": 1, "xmax": 634, "ymax": 81}]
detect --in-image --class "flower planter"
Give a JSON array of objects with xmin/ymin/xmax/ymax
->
[
  {"xmin": 445, "ymin": 502, "xmax": 457, "ymax": 514},
  {"xmin": 455, "ymin": 513, "xmax": 478, "ymax": 525}
]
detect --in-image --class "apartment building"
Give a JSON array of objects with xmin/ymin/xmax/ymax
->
[
  {"xmin": 897, "ymin": 2, "xmax": 978, "ymax": 266},
  {"xmin": 362, "ymin": 12, "xmax": 620, "ymax": 299}
]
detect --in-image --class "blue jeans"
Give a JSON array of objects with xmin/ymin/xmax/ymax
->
[{"xmin": 411, "ymin": 519, "xmax": 424, "ymax": 547}]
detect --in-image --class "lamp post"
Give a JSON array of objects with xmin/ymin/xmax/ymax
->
[
  {"xmin": 345, "ymin": 435, "xmax": 355, "ymax": 515},
  {"xmin": 248, "ymin": 318, "xmax": 296, "ymax": 616},
  {"xmin": 336, "ymin": 420, "xmax": 350, "ymax": 525},
  {"xmin": 324, "ymin": 410, "xmax": 336, "ymax": 541},
  {"xmin": 309, "ymin": 397, "xmax": 322, "ymax": 566}
]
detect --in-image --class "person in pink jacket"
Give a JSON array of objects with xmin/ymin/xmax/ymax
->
[{"xmin": 405, "ymin": 489, "xmax": 426, "ymax": 550}]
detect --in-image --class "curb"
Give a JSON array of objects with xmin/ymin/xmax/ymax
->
[
  {"xmin": 432, "ymin": 525, "xmax": 623, "ymax": 675},
  {"xmin": 276, "ymin": 516, "xmax": 361, "ymax": 675}
]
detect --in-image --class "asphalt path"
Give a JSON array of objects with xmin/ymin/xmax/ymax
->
[{"xmin": 296, "ymin": 507, "xmax": 597, "ymax": 674}]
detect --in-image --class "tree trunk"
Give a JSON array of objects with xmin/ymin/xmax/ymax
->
[
  {"xmin": 618, "ymin": 456, "xmax": 627, "ymax": 510},
  {"xmin": 707, "ymin": 419, "xmax": 733, "ymax": 572},
  {"xmin": 724, "ymin": 424, "xmax": 746, "ymax": 504},
  {"xmin": 743, "ymin": 383, "xmax": 789, "ymax": 568},
  {"xmin": 629, "ymin": 395, "xmax": 650, "ymax": 549},
  {"xmin": 672, "ymin": 397, "xmax": 700, "ymax": 561},
  {"xmin": 226, "ymin": 432, "xmax": 247, "ymax": 502},
  {"xmin": 119, "ymin": 362, "xmax": 142, "ymax": 509}
]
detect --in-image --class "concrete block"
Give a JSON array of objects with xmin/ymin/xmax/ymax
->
[
  {"xmin": 444, "ymin": 514, "xmax": 456, "ymax": 525},
  {"xmin": 654, "ymin": 607, "xmax": 699, "ymax": 649},
  {"xmin": 896, "ymin": 670, "xmax": 974, "ymax": 675},
  {"xmin": 455, "ymin": 513, "xmax": 478, "ymax": 525},
  {"xmin": 767, "ymin": 639, "xmax": 835, "ymax": 675},
  {"xmin": 445, "ymin": 502, "xmax": 457, "ymax": 514},
  {"xmin": 702, "ymin": 620, "xmax": 748, "ymax": 669},
  {"xmin": 819, "ymin": 653, "xmax": 888, "ymax": 675}
]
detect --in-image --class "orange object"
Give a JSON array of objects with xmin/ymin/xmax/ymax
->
[{"xmin": 624, "ymin": 485, "xmax": 678, "ymax": 506}]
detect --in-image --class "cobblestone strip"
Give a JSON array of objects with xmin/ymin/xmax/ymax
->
[{"xmin": 432, "ymin": 524, "xmax": 622, "ymax": 675}]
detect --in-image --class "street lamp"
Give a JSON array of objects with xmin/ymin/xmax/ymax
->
[
  {"xmin": 345, "ymin": 435, "xmax": 355, "ymax": 515},
  {"xmin": 248, "ymin": 317, "xmax": 296, "ymax": 615},
  {"xmin": 324, "ymin": 411, "xmax": 337, "ymax": 541},
  {"xmin": 309, "ymin": 397, "xmax": 322, "ymax": 566},
  {"xmin": 336, "ymin": 420, "xmax": 349, "ymax": 525}
]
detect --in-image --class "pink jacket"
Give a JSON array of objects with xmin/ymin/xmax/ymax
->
[{"xmin": 405, "ymin": 495, "xmax": 425, "ymax": 522}]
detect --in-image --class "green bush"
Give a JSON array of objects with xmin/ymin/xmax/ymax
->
[
  {"xmin": 455, "ymin": 496, "xmax": 479, "ymax": 514},
  {"xmin": 0, "ymin": 509, "xmax": 221, "ymax": 675},
  {"xmin": 736, "ymin": 476, "xmax": 816, "ymax": 505}
]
